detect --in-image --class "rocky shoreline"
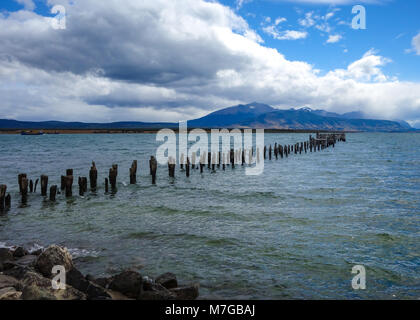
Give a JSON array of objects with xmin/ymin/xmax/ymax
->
[{"xmin": 0, "ymin": 244, "xmax": 199, "ymax": 300}]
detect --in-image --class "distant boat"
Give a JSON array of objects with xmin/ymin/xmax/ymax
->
[{"xmin": 21, "ymin": 130, "xmax": 44, "ymax": 136}]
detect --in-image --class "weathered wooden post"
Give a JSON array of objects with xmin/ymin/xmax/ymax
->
[
  {"xmin": 60, "ymin": 176, "xmax": 65, "ymax": 190},
  {"xmin": 21, "ymin": 177, "xmax": 28, "ymax": 204},
  {"xmin": 18, "ymin": 173, "xmax": 26, "ymax": 194},
  {"xmin": 168, "ymin": 157, "xmax": 176, "ymax": 178},
  {"xmin": 5, "ymin": 194, "xmax": 11, "ymax": 209},
  {"xmin": 29, "ymin": 180, "xmax": 33, "ymax": 193},
  {"xmin": 218, "ymin": 151, "xmax": 221, "ymax": 168},
  {"xmin": 230, "ymin": 149, "xmax": 235, "ymax": 169},
  {"xmin": 78, "ymin": 177, "xmax": 88, "ymax": 196},
  {"xmin": 222, "ymin": 153, "xmax": 226, "ymax": 171},
  {"xmin": 90, "ymin": 161, "xmax": 98, "ymax": 190},
  {"xmin": 130, "ymin": 160, "xmax": 137, "ymax": 184},
  {"xmin": 207, "ymin": 152, "xmax": 211, "ymax": 169},
  {"xmin": 65, "ymin": 175, "xmax": 73, "ymax": 197},
  {"xmin": 186, "ymin": 157, "xmax": 190, "ymax": 177},
  {"xmin": 264, "ymin": 146, "xmax": 267, "ymax": 160},
  {"xmin": 104, "ymin": 178, "xmax": 109, "ymax": 193},
  {"xmin": 34, "ymin": 178, "xmax": 39, "ymax": 193},
  {"xmin": 211, "ymin": 152, "xmax": 216, "ymax": 171},
  {"xmin": 199, "ymin": 154, "xmax": 204, "ymax": 173},
  {"xmin": 269, "ymin": 145, "xmax": 272, "ymax": 160},
  {"xmin": 242, "ymin": 149, "xmax": 245, "ymax": 166},
  {"xmin": 150, "ymin": 156, "xmax": 157, "ymax": 184},
  {"xmin": 109, "ymin": 164, "xmax": 118, "ymax": 190},
  {"xmin": 192, "ymin": 152, "xmax": 196, "ymax": 169},
  {"xmin": 0, "ymin": 185, "xmax": 6, "ymax": 211},
  {"xmin": 274, "ymin": 143, "xmax": 278, "ymax": 160},
  {"xmin": 50, "ymin": 185, "xmax": 57, "ymax": 201},
  {"xmin": 41, "ymin": 175, "xmax": 48, "ymax": 197},
  {"xmin": 180, "ymin": 154, "xmax": 184, "ymax": 170}
]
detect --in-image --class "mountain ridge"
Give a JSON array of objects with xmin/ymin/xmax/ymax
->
[{"xmin": 0, "ymin": 103, "xmax": 415, "ymax": 132}]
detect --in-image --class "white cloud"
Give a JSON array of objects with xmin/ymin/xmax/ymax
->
[
  {"xmin": 326, "ymin": 34, "xmax": 342, "ymax": 43},
  {"xmin": 0, "ymin": 0, "xmax": 419, "ymax": 124},
  {"xmin": 412, "ymin": 32, "xmax": 420, "ymax": 55},
  {"xmin": 275, "ymin": 17, "xmax": 287, "ymax": 25},
  {"xmin": 299, "ymin": 12, "xmax": 316, "ymax": 27},
  {"xmin": 263, "ymin": 26, "xmax": 308, "ymax": 40}
]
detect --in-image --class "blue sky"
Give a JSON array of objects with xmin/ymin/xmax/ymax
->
[
  {"xmin": 0, "ymin": 0, "xmax": 419, "ymax": 126},
  {"xmin": 219, "ymin": 0, "xmax": 420, "ymax": 81}
]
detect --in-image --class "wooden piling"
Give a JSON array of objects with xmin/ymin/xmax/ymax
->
[
  {"xmin": 65, "ymin": 175, "xmax": 73, "ymax": 197},
  {"xmin": 5, "ymin": 194, "xmax": 11, "ymax": 209},
  {"xmin": 29, "ymin": 180, "xmax": 33, "ymax": 193},
  {"xmin": 18, "ymin": 174, "xmax": 26, "ymax": 194},
  {"xmin": 50, "ymin": 185, "xmax": 57, "ymax": 201},
  {"xmin": 269, "ymin": 145, "xmax": 272, "ymax": 160},
  {"xmin": 186, "ymin": 157, "xmax": 191, "ymax": 177},
  {"xmin": 40, "ymin": 175, "xmax": 48, "ymax": 197},
  {"xmin": 21, "ymin": 177, "xmax": 28, "ymax": 204},
  {"xmin": 104, "ymin": 178, "xmax": 109, "ymax": 193},
  {"xmin": 0, "ymin": 185, "xmax": 6, "ymax": 211},
  {"xmin": 60, "ymin": 176, "xmax": 66, "ymax": 190},
  {"xmin": 109, "ymin": 164, "xmax": 118, "ymax": 190},
  {"xmin": 168, "ymin": 157, "xmax": 176, "ymax": 178},
  {"xmin": 34, "ymin": 178, "xmax": 39, "ymax": 193},
  {"xmin": 130, "ymin": 160, "xmax": 137, "ymax": 184},
  {"xmin": 89, "ymin": 161, "xmax": 98, "ymax": 190},
  {"xmin": 150, "ymin": 156, "xmax": 157, "ymax": 184},
  {"xmin": 78, "ymin": 177, "xmax": 88, "ymax": 196}
]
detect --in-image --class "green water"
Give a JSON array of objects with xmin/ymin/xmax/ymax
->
[{"xmin": 0, "ymin": 132, "xmax": 419, "ymax": 299}]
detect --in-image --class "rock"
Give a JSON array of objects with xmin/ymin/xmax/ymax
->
[
  {"xmin": 35, "ymin": 245, "xmax": 74, "ymax": 277},
  {"xmin": 0, "ymin": 274, "xmax": 22, "ymax": 291},
  {"xmin": 66, "ymin": 268, "xmax": 111, "ymax": 300},
  {"xmin": 106, "ymin": 289, "xmax": 132, "ymax": 300},
  {"xmin": 92, "ymin": 277, "xmax": 112, "ymax": 289},
  {"xmin": 3, "ymin": 264, "xmax": 30, "ymax": 280},
  {"xmin": 156, "ymin": 272, "xmax": 178, "ymax": 289},
  {"xmin": 21, "ymin": 272, "xmax": 86, "ymax": 300},
  {"xmin": 21, "ymin": 284, "xmax": 57, "ymax": 300},
  {"xmin": 22, "ymin": 271, "xmax": 51, "ymax": 288},
  {"xmin": 0, "ymin": 287, "xmax": 22, "ymax": 300},
  {"xmin": 30, "ymin": 249, "xmax": 43, "ymax": 256},
  {"xmin": 15, "ymin": 255, "xmax": 37, "ymax": 267},
  {"xmin": 170, "ymin": 284, "xmax": 199, "ymax": 300},
  {"xmin": 13, "ymin": 246, "xmax": 29, "ymax": 258},
  {"xmin": 0, "ymin": 248, "xmax": 13, "ymax": 263},
  {"xmin": 140, "ymin": 282, "xmax": 176, "ymax": 300},
  {"xmin": 109, "ymin": 270, "xmax": 143, "ymax": 299}
]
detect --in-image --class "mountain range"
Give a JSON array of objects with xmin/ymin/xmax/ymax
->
[{"xmin": 0, "ymin": 103, "xmax": 415, "ymax": 132}]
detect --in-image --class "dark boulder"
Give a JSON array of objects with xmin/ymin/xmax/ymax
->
[
  {"xmin": 0, "ymin": 274, "xmax": 23, "ymax": 291},
  {"xmin": 156, "ymin": 272, "xmax": 178, "ymax": 289},
  {"xmin": 170, "ymin": 284, "xmax": 199, "ymax": 300},
  {"xmin": 0, "ymin": 248, "xmax": 13, "ymax": 263},
  {"xmin": 66, "ymin": 268, "xmax": 111, "ymax": 300},
  {"xmin": 13, "ymin": 247, "xmax": 29, "ymax": 258},
  {"xmin": 109, "ymin": 270, "xmax": 143, "ymax": 299},
  {"xmin": 35, "ymin": 245, "xmax": 73, "ymax": 277}
]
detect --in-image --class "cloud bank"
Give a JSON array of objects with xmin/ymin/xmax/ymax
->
[{"xmin": 0, "ymin": 0, "xmax": 419, "ymax": 125}]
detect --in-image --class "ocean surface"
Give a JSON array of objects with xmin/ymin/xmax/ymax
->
[{"xmin": 0, "ymin": 132, "xmax": 419, "ymax": 299}]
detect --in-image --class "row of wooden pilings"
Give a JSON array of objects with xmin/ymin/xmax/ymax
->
[{"xmin": 0, "ymin": 133, "xmax": 345, "ymax": 212}]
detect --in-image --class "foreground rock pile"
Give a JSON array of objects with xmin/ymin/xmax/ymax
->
[{"xmin": 0, "ymin": 245, "xmax": 199, "ymax": 300}]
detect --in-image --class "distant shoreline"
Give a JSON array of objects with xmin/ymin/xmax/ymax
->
[{"xmin": 0, "ymin": 128, "xmax": 362, "ymax": 134}]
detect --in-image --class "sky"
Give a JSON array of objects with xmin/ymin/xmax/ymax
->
[{"xmin": 0, "ymin": 0, "xmax": 419, "ymax": 127}]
